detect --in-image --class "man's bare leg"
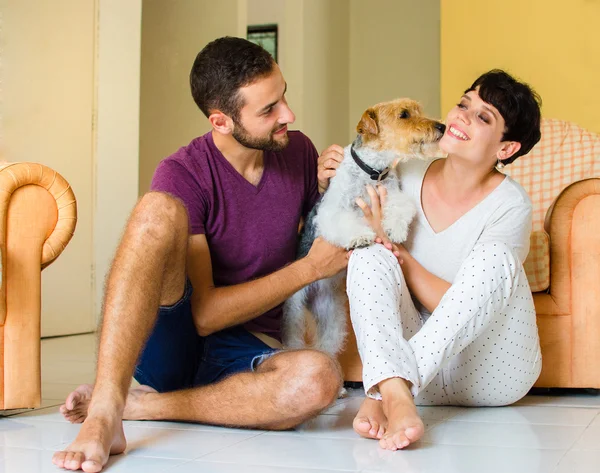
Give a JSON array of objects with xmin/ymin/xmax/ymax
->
[
  {"xmin": 61, "ymin": 349, "xmax": 342, "ymax": 431},
  {"xmin": 52, "ymin": 192, "xmax": 189, "ymax": 473},
  {"xmin": 123, "ymin": 350, "xmax": 341, "ymax": 429}
]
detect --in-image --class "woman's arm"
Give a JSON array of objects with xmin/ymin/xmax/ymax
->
[
  {"xmin": 388, "ymin": 242, "xmax": 450, "ymax": 313},
  {"xmin": 357, "ymin": 184, "xmax": 450, "ymax": 312}
]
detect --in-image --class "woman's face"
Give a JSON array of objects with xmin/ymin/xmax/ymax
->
[{"xmin": 439, "ymin": 88, "xmax": 508, "ymax": 166}]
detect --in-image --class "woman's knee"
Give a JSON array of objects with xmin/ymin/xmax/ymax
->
[
  {"xmin": 472, "ymin": 242, "xmax": 522, "ymax": 278},
  {"xmin": 348, "ymin": 244, "xmax": 403, "ymax": 287}
]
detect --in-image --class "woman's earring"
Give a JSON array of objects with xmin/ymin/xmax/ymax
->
[{"xmin": 496, "ymin": 160, "xmax": 505, "ymax": 170}]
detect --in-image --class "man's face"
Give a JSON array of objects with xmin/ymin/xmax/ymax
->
[{"xmin": 232, "ymin": 65, "xmax": 295, "ymax": 152}]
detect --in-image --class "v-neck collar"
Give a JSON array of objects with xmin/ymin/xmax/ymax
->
[
  {"xmin": 206, "ymin": 133, "xmax": 269, "ymax": 194},
  {"xmin": 418, "ymin": 158, "xmax": 508, "ymax": 236}
]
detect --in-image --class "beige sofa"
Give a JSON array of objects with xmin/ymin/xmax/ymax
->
[
  {"xmin": 0, "ymin": 163, "xmax": 77, "ymax": 410},
  {"xmin": 340, "ymin": 118, "xmax": 600, "ymax": 389}
]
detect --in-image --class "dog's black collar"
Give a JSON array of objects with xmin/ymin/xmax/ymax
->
[{"xmin": 350, "ymin": 145, "xmax": 390, "ymax": 182}]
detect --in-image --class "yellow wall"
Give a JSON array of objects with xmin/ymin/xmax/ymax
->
[
  {"xmin": 349, "ymin": 0, "xmax": 441, "ymax": 139},
  {"xmin": 441, "ymin": 0, "xmax": 600, "ymax": 133}
]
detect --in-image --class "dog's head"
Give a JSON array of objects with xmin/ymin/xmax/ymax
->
[{"xmin": 356, "ymin": 98, "xmax": 445, "ymax": 161}]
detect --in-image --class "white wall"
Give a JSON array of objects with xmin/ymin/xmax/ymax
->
[
  {"xmin": 94, "ymin": 0, "xmax": 143, "ymax": 319},
  {"xmin": 247, "ymin": 0, "xmax": 439, "ymax": 149},
  {"xmin": 138, "ymin": 0, "xmax": 247, "ymax": 194},
  {"xmin": 0, "ymin": 0, "xmax": 440, "ymax": 336},
  {"xmin": 248, "ymin": 0, "xmax": 350, "ymax": 152}
]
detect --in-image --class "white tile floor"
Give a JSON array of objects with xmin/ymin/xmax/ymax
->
[{"xmin": 2, "ymin": 333, "xmax": 600, "ymax": 472}]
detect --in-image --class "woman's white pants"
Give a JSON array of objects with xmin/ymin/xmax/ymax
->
[{"xmin": 346, "ymin": 243, "xmax": 542, "ymax": 406}]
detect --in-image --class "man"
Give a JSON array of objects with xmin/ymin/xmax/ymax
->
[{"xmin": 52, "ymin": 37, "xmax": 348, "ymax": 473}]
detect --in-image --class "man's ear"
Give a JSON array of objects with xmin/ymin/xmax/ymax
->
[
  {"xmin": 356, "ymin": 108, "xmax": 379, "ymax": 136},
  {"xmin": 497, "ymin": 141, "xmax": 521, "ymax": 161},
  {"xmin": 208, "ymin": 111, "xmax": 233, "ymax": 134}
]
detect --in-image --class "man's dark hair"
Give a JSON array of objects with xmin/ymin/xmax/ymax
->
[
  {"xmin": 466, "ymin": 69, "xmax": 542, "ymax": 165},
  {"xmin": 190, "ymin": 36, "xmax": 275, "ymax": 121}
]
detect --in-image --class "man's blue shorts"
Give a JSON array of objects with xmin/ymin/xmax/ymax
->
[{"xmin": 134, "ymin": 281, "xmax": 278, "ymax": 392}]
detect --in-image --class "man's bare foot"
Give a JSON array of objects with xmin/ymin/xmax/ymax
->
[
  {"xmin": 61, "ymin": 384, "xmax": 158, "ymax": 423},
  {"xmin": 61, "ymin": 384, "xmax": 94, "ymax": 423},
  {"xmin": 52, "ymin": 408, "xmax": 126, "ymax": 473},
  {"xmin": 122, "ymin": 385, "xmax": 158, "ymax": 420},
  {"xmin": 378, "ymin": 378, "xmax": 424, "ymax": 451},
  {"xmin": 353, "ymin": 397, "xmax": 387, "ymax": 440}
]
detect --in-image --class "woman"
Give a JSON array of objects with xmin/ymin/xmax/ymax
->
[{"xmin": 319, "ymin": 70, "xmax": 543, "ymax": 451}]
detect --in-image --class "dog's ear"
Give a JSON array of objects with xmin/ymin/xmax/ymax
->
[{"xmin": 357, "ymin": 108, "xmax": 379, "ymax": 136}]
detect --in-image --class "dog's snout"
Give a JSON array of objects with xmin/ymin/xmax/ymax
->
[{"xmin": 435, "ymin": 122, "xmax": 446, "ymax": 134}]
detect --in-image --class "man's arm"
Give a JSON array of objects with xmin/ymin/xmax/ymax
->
[{"xmin": 187, "ymin": 234, "xmax": 349, "ymax": 336}]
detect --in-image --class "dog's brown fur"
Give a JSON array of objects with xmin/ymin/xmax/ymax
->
[{"xmin": 357, "ymin": 99, "xmax": 443, "ymax": 159}]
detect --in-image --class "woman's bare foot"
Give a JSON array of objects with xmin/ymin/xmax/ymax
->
[
  {"xmin": 52, "ymin": 406, "xmax": 126, "ymax": 472},
  {"xmin": 378, "ymin": 378, "xmax": 424, "ymax": 450},
  {"xmin": 352, "ymin": 397, "xmax": 388, "ymax": 440}
]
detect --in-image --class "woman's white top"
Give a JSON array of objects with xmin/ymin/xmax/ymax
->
[{"xmin": 398, "ymin": 158, "xmax": 533, "ymax": 316}]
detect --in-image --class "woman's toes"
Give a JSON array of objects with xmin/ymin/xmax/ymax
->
[
  {"xmin": 353, "ymin": 417, "xmax": 372, "ymax": 435},
  {"xmin": 368, "ymin": 420, "xmax": 380, "ymax": 437},
  {"xmin": 379, "ymin": 436, "xmax": 396, "ymax": 451}
]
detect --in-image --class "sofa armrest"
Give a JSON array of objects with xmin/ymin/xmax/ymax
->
[
  {"xmin": 535, "ymin": 178, "xmax": 600, "ymax": 316},
  {"xmin": 0, "ymin": 163, "xmax": 77, "ymax": 325}
]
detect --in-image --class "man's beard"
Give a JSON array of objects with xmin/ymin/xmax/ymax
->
[{"xmin": 232, "ymin": 121, "xmax": 289, "ymax": 152}]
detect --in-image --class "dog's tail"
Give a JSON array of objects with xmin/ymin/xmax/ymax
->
[{"xmin": 296, "ymin": 202, "xmax": 320, "ymax": 259}]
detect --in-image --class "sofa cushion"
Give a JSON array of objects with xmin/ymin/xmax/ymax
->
[
  {"xmin": 523, "ymin": 231, "xmax": 550, "ymax": 292},
  {"xmin": 505, "ymin": 119, "xmax": 600, "ymax": 233}
]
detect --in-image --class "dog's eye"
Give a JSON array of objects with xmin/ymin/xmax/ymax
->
[{"xmin": 399, "ymin": 110, "xmax": 410, "ymax": 119}]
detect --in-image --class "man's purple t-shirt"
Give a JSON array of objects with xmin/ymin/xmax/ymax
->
[{"xmin": 150, "ymin": 131, "xmax": 320, "ymax": 340}]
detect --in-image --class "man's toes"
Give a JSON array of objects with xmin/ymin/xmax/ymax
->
[
  {"xmin": 81, "ymin": 457, "xmax": 104, "ymax": 473},
  {"xmin": 65, "ymin": 391, "xmax": 82, "ymax": 411},
  {"xmin": 52, "ymin": 451, "xmax": 67, "ymax": 468},
  {"xmin": 65, "ymin": 451, "xmax": 85, "ymax": 470}
]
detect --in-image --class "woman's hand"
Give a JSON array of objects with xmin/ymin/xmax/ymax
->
[
  {"xmin": 356, "ymin": 184, "xmax": 411, "ymax": 264},
  {"xmin": 374, "ymin": 237, "xmax": 407, "ymax": 263},
  {"xmin": 317, "ymin": 144, "xmax": 344, "ymax": 194},
  {"xmin": 356, "ymin": 184, "xmax": 390, "ymax": 242}
]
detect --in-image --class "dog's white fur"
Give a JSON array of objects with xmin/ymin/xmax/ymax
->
[{"xmin": 283, "ymin": 99, "xmax": 444, "ymax": 356}]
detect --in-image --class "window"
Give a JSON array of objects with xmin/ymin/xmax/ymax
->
[{"xmin": 247, "ymin": 24, "xmax": 278, "ymax": 62}]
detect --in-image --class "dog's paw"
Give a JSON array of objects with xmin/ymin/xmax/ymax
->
[
  {"xmin": 348, "ymin": 234, "xmax": 376, "ymax": 249},
  {"xmin": 385, "ymin": 222, "xmax": 410, "ymax": 243}
]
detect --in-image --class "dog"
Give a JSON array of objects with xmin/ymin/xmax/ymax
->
[{"xmin": 282, "ymin": 98, "xmax": 445, "ymax": 357}]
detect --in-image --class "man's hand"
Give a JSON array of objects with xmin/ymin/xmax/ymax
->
[
  {"xmin": 304, "ymin": 237, "xmax": 350, "ymax": 279},
  {"xmin": 317, "ymin": 144, "xmax": 344, "ymax": 194}
]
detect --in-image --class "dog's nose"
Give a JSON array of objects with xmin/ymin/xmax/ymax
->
[{"xmin": 435, "ymin": 123, "xmax": 446, "ymax": 134}]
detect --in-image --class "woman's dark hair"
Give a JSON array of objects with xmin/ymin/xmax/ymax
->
[
  {"xmin": 467, "ymin": 69, "xmax": 542, "ymax": 165},
  {"xmin": 190, "ymin": 36, "xmax": 275, "ymax": 121}
]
